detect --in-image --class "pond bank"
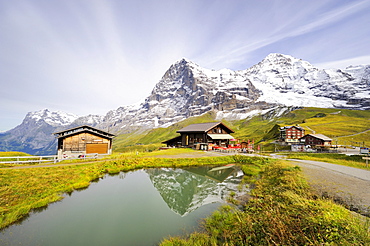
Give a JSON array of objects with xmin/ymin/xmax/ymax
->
[{"xmin": 161, "ymin": 161, "xmax": 370, "ymax": 245}]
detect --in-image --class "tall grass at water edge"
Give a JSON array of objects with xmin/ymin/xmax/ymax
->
[{"xmin": 161, "ymin": 161, "xmax": 370, "ymax": 245}]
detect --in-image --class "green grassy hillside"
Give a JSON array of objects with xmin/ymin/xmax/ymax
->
[
  {"xmin": 112, "ymin": 108, "xmax": 370, "ymax": 152},
  {"xmin": 113, "ymin": 111, "xmax": 222, "ymax": 152},
  {"xmin": 0, "ymin": 151, "xmax": 31, "ymax": 157}
]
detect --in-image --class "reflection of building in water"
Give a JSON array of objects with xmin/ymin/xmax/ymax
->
[{"xmin": 146, "ymin": 165, "xmax": 244, "ymax": 216}]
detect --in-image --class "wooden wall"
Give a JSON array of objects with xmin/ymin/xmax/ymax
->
[{"xmin": 61, "ymin": 132, "xmax": 110, "ymax": 152}]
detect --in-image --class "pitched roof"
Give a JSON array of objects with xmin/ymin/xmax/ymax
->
[
  {"xmin": 176, "ymin": 122, "xmax": 234, "ymax": 133},
  {"xmin": 53, "ymin": 125, "xmax": 115, "ymax": 139},
  {"xmin": 303, "ymin": 134, "xmax": 332, "ymax": 141},
  {"xmin": 280, "ymin": 125, "xmax": 304, "ymax": 130},
  {"xmin": 162, "ymin": 135, "xmax": 181, "ymax": 144}
]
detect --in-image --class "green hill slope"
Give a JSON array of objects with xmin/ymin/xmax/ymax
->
[
  {"xmin": 112, "ymin": 108, "xmax": 370, "ymax": 152},
  {"xmin": 113, "ymin": 112, "xmax": 220, "ymax": 152}
]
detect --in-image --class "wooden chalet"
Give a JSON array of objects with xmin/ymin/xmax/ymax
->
[
  {"xmin": 163, "ymin": 122, "xmax": 235, "ymax": 149},
  {"xmin": 54, "ymin": 125, "xmax": 115, "ymax": 159},
  {"xmin": 299, "ymin": 134, "xmax": 332, "ymax": 147}
]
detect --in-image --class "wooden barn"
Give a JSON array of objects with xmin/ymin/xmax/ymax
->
[
  {"xmin": 54, "ymin": 125, "xmax": 115, "ymax": 159},
  {"xmin": 163, "ymin": 122, "xmax": 235, "ymax": 149}
]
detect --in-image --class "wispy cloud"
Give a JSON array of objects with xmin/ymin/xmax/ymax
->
[
  {"xmin": 315, "ymin": 55, "xmax": 370, "ymax": 69},
  {"xmin": 206, "ymin": 0, "xmax": 370, "ymax": 68},
  {"xmin": 0, "ymin": 0, "xmax": 370, "ymax": 131}
]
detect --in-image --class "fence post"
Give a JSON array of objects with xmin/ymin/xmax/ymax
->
[{"xmin": 363, "ymin": 156, "xmax": 370, "ymax": 168}]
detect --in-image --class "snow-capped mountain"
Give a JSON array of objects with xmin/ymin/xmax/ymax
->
[
  {"xmin": 244, "ymin": 53, "xmax": 370, "ymax": 109},
  {"xmin": 143, "ymin": 58, "xmax": 260, "ymax": 121},
  {"xmin": 1, "ymin": 53, "xmax": 369, "ymax": 154},
  {"xmin": 98, "ymin": 54, "xmax": 369, "ymax": 132},
  {"xmin": 27, "ymin": 109, "xmax": 79, "ymax": 127},
  {"xmin": 0, "ymin": 109, "xmax": 103, "ymax": 155},
  {"xmin": 98, "ymin": 58, "xmax": 267, "ymax": 132}
]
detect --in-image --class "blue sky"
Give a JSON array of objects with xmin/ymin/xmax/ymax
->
[{"xmin": 1, "ymin": 0, "xmax": 370, "ymax": 131}]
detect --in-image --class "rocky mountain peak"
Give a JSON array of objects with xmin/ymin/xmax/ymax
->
[
  {"xmin": 27, "ymin": 109, "xmax": 79, "ymax": 127},
  {"xmin": 247, "ymin": 53, "xmax": 316, "ymax": 78}
]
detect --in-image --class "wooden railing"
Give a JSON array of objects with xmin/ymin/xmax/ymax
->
[{"xmin": 0, "ymin": 153, "xmax": 108, "ymax": 164}]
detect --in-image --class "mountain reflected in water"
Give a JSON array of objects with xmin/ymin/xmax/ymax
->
[{"xmin": 146, "ymin": 165, "xmax": 244, "ymax": 216}]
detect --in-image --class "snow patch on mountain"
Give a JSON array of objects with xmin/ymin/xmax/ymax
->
[
  {"xmin": 28, "ymin": 109, "xmax": 79, "ymax": 126},
  {"xmin": 243, "ymin": 53, "xmax": 370, "ymax": 110}
]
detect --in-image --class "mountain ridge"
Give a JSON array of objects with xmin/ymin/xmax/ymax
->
[{"xmin": 1, "ymin": 53, "xmax": 369, "ymax": 155}]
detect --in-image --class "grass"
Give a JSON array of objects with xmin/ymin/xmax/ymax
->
[
  {"xmin": 0, "ymin": 152, "xmax": 31, "ymax": 157},
  {"xmin": 138, "ymin": 147, "xmax": 199, "ymax": 157},
  {"xmin": 293, "ymin": 108, "xmax": 370, "ymax": 147},
  {"xmin": 161, "ymin": 161, "xmax": 370, "ymax": 245},
  {"xmin": 0, "ymin": 151, "xmax": 34, "ymax": 168},
  {"xmin": 112, "ymin": 111, "xmax": 218, "ymax": 151},
  {"xmin": 285, "ymin": 153, "xmax": 370, "ymax": 170},
  {"xmin": 230, "ymin": 107, "xmax": 370, "ymax": 147}
]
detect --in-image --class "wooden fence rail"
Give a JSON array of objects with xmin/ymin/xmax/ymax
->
[{"xmin": 0, "ymin": 153, "xmax": 107, "ymax": 164}]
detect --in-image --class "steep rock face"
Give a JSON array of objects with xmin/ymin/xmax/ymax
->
[
  {"xmin": 100, "ymin": 58, "xmax": 262, "ymax": 132},
  {"xmin": 144, "ymin": 58, "xmax": 260, "ymax": 117}
]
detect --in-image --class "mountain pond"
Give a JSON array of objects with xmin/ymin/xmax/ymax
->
[{"xmin": 0, "ymin": 165, "xmax": 246, "ymax": 246}]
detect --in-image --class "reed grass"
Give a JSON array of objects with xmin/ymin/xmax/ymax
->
[{"xmin": 161, "ymin": 161, "xmax": 370, "ymax": 245}]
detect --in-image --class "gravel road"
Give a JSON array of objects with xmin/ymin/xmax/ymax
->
[{"xmin": 289, "ymin": 159, "xmax": 370, "ymax": 216}]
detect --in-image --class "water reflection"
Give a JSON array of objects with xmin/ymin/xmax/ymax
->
[
  {"xmin": 147, "ymin": 165, "xmax": 244, "ymax": 216},
  {"xmin": 0, "ymin": 165, "xmax": 245, "ymax": 246}
]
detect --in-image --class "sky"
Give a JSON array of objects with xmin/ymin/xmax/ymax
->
[{"xmin": 1, "ymin": 0, "xmax": 370, "ymax": 131}]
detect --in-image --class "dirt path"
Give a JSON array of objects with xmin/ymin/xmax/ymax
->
[
  {"xmin": 289, "ymin": 159, "xmax": 370, "ymax": 216},
  {"xmin": 337, "ymin": 128, "xmax": 370, "ymax": 138}
]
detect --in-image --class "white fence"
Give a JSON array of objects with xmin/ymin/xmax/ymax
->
[{"xmin": 0, "ymin": 153, "xmax": 108, "ymax": 164}]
